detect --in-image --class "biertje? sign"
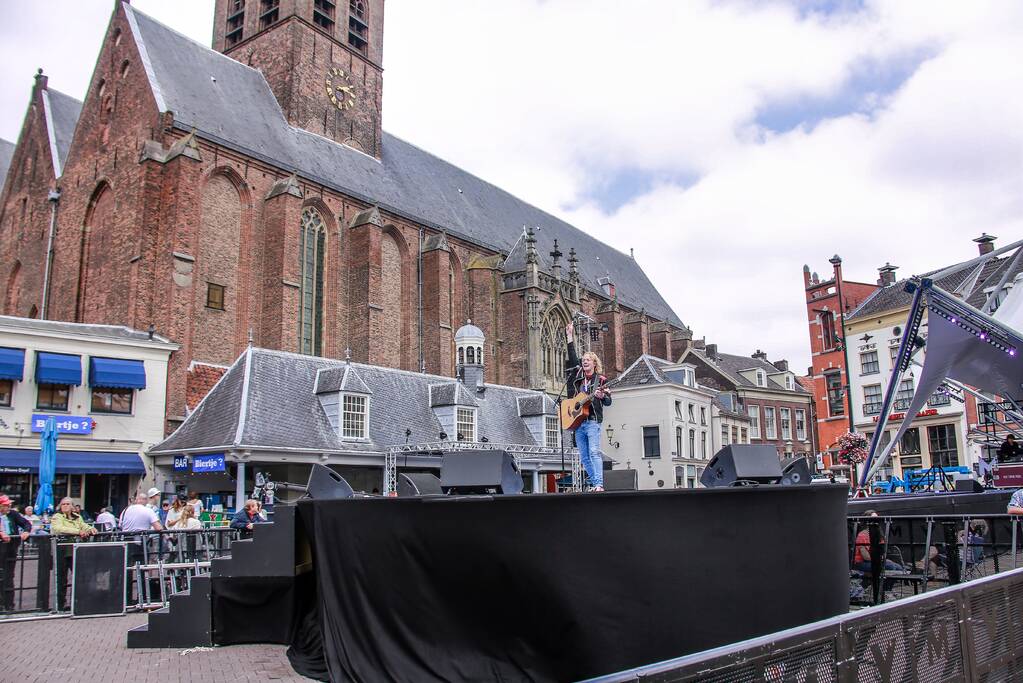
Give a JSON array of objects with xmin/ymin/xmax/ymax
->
[
  {"xmin": 31, "ymin": 414, "xmax": 93, "ymax": 434},
  {"xmin": 192, "ymin": 453, "xmax": 225, "ymax": 473}
]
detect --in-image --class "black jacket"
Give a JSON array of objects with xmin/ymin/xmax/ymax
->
[
  {"xmin": 565, "ymin": 341, "xmax": 612, "ymax": 424},
  {"xmin": 2, "ymin": 510, "xmax": 31, "ymax": 539}
]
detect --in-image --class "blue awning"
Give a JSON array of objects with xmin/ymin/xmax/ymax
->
[
  {"xmin": 35, "ymin": 352, "xmax": 81, "ymax": 386},
  {"xmin": 0, "ymin": 347, "xmax": 25, "ymax": 381},
  {"xmin": 89, "ymin": 357, "xmax": 146, "ymax": 389},
  {"xmin": 0, "ymin": 449, "xmax": 146, "ymax": 475}
]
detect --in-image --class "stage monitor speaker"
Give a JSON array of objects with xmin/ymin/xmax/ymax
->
[
  {"xmin": 306, "ymin": 463, "xmax": 355, "ymax": 500},
  {"xmin": 441, "ymin": 450, "xmax": 523, "ymax": 495},
  {"xmin": 700, "ymin": 445, "xmax": 783, "ymax": 488},
  {"xmin": 955, "ymin": 479, "xmax": 985, "ymax": 493},
  {"xmin": 397, "ymin": 473, "xmax": 444, "ymax": 497},
  {"xmin": 780, "ymin": 456, "xmax": 812, "ymax": 486},
  {"xmin": 604, "ymin": 469, "xmax": 638, "ymax": 491}
]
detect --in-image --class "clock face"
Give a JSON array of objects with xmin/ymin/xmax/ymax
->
[{"xmin": 325, "ymin": 67, "xmax": 356, "ymax": 111}]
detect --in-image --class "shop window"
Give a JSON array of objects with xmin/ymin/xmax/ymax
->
[
  {"xmin": 92, "ymin": 387, "xmax": 133, "ymax": 414},
  {"xmin": 927, "ymin": 424, "xmax": 959, "ymax": 468},
  {"xmin": 0, "ymin": 379, "xmax": 11, "ymax": 407},
  {"xmin": 37, "ymin": 383, "xmax": 70, "ymax": 411}
]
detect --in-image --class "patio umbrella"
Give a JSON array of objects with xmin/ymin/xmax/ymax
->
[{"xmin": 35, "ymin": 417, "xmax": 57, "ymax": 513}]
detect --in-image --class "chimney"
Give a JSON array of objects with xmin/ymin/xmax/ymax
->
[
  {"xmin": 877, "ymin": 262, "xmax": 899, "ymax": 286},
  {"xmin": 974, "ymin": 233, "xmax": 997, "ymax": 256},
  {"xmin": 752, "ymin": 349, "xmax": 768, "ymax": 361},
  {"xmin": 705, "ymin": 343, "xmax": 718, "ymax": 360},
  {"xmin": 693, "ymin": 338, "xmax": 706, "ymax": 350},
  {"xmin": 773, "ymin": 359, "xmax": 788, "ymax": 372},
  {"xmin": 598, "ymin": 276, "xmax": 615, "ymax": 299}
]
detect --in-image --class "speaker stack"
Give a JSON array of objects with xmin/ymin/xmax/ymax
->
[
  {"xmin": 441, "ymin": 450, "xmax": 523, "ymax": 495},
  {"xmin": 700, "ymin": 445, "xmax": 784, "ymax": 488}
]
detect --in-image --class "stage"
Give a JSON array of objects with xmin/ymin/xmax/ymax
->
[{"xmin": 287, "ymin": 485, "xmax": 849, "ymax": 682}]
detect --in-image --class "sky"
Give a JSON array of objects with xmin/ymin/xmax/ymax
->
[{"xmin": 1, "ymin": 0, "xmax": 1021, "ymax": 373}]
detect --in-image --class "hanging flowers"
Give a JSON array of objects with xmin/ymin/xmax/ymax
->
[{"xmin": 837, "ymin": 431, "xmax": 868, "ymax": 465}]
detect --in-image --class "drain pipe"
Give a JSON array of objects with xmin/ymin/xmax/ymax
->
[
  {"xmin": 418, "ymin": 228, "xmax": 424, "ymax": 372},
  {"xmin": 41, "ymin": 188, "xmax": 61, "ymax": 319}
]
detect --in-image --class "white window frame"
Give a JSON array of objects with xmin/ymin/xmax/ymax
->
[
  {"xmin": 699, "ymin": 406, "xmax": 707, "ymax": 426},
  {"xmin": 456, "ymin": 407, "xmax": 477, "ymax": 442},
  {"xmin": 780, "ymin": 408, "xmax": 791, "ymax": 440},
  {"xmin": 341, "ymin": 394, "xmax": 369, "ymax": 439},
  {"xmin": 687, "ymin": 403, "xmax": 695, "ymax": 422},
  {"xmin": 756, "ymin": 370, "xmax": 766, "ymax": 387},
  {"xmin": 747, "ymin": 405, "xmax": 761, "ymax": 438},
  {"xmin": 764, "ymin": 406, "xmax": 777, "ymax": 439},
  {"xmin": 721, "ymin": 424, "xmax": 729, "ymax": 446},
  {"xmin": 544, "ymin": 415, "xmax": 561, "ymax": 449},
  {"xmin": 700, "ymin": 431, "xmax": 707, "ymax": 458},
  {"xmin": 795, "ymin": 409, "xmax": 806, "ymax": 440},
  {"xmin": 674, "ymin": 400, "xmax": 683, "ymax": 420}
]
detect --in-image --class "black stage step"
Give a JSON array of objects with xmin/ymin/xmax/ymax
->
[{"xmin": 126, "ymin": 575, "xmax": 211, "ymax": 648}]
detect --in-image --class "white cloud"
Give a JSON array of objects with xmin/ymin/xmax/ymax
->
[{"xmin": 1, "ymin": 0, "xmax": 1020, "ymax": 373}]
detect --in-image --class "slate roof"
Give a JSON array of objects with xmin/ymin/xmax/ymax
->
[
  {"xmin": 848, "ymin": 251, "xmax": 1023, "ymax": 321},
  {"xmin": 152, "ymin": 347, "xmax": 557, "ymax": 455},
  {"xmin": 0, "ymin": 138, "xmax": 14, "ymax": 189},
  {"xmin": 41, "ymin": 88, "xmax": 82, "ymax": 177},
  {"xmin": 611, "ymin": 354, "xmax": 673, "ymax": 388},
  {"xmin": 124, "ymin": 4, "xmax": 683, "ymax": 328},
  {"xmin": 684, "ymin": 349, "xmax": 811, "ymax": 395},
  {"xmin": 0, "ymin": 315, "xmax": 175, "ymax": 345}
]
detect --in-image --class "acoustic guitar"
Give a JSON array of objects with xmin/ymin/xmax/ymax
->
[{"xmin": 560, "ymin": 379, "xmax": 608, "ymax": 431}]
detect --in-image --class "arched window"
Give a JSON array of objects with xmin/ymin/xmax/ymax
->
[
  {"xmin": 467, "ymin": 346, "xmax": 475, "ymax": 364},
  {"xmin": 540, "ymin": 311, "xmax": 568, "ymax": 385},
  {"xmin": 458, "ymin": 347, "xmax": 464, "ymax": 365},
  {"xmin": 477, "ymin": 346, "xmax": 483, "ymax": 364},
  {"xmin": 299, "ymin": 208, "xmax": 325, "ymax": 356}
]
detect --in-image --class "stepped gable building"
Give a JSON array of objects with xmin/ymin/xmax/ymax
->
[
  {"xmin": 802, "ymin": 257, "xmax": 878, "ymax": 467},
  {"xmin": 679, "ymin": 344, "xmax": 816, "ymax": 459},
  {"xmin": 0, "ymin": 1, "xmax": 690, "ymax": 432}
]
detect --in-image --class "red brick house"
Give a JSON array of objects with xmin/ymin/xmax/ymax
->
[
  {"xmin": 802, "ymin": 257, "xmax": 878, "ymax": 468},
  {"xmin": 0, "ymin": 1, "xmax": 690, "ymax": 432}
]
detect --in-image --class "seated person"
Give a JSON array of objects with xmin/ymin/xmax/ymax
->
[
  {"xmin": 230, "ymin": 499, "xmax": 266, "ymax": 531},
  {"xmin": 999, "ymin": 434, "xmax": 1023, "ymax": 463},
  {"xmin": 853, "ymin": 510, "xmax": 903, "ymax": 589}
]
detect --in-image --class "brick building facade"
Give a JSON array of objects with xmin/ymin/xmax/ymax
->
[
  {"xmin": 802, "ymin": 257, "xmax": 878, "ymax": 467},
  {"xmin": 0, "ymin": 1, "xmax": 689, "ymax": 432}
]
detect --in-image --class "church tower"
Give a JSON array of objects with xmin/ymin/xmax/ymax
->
[{"xmin": 212, "ymin": 0, "xmax": 385, "ymax": 157}]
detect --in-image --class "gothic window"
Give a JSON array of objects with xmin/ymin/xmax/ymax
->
[
  {"xmin": 466, "ymin": 346, "xmax": 475, "ymax": 364},
  {"xmin": 313, "ymin": 0, "xmax": 336, "ymax": 32},
  {"xmin": 348, "ymin": 0, "xmax": 368, "ymax": 53},
  {"xmin": 260, "ymin": 0, "xmax": 280, "ymax": 30},
  {"xmin": 299, "ymin": 208, "xmax": 325, "ymax": 356},
  {"xmin": 458, "ymin": 347, "xmax": 464, "ymax": 365},
  {"xmin": 540, "ymin": 312, "xmax": 567, "ymax": 385},
  {"xmin": 226, "ymin": 0, "xmax": 245, "ymax": 46}
]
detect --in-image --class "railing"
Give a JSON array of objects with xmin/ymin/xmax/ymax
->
[
  {"xmin": 848, "ymin": 513, "xmax": 1023, "ymax": 607},
  {"xmin": 863, "ymin": 402, "xmax": 882, "ymax": 416},
  {"xmin": 0, "ymin": 527, "xmax": 243, "ymax": 618},
  {"xmin": 589, "ymin": 567, "xmax": 1023, "ymax": 682}
]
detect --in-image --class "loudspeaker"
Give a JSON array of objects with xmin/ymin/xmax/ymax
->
[
  {"xmin": 955, "ymin": 479, "xmax": 985, "ymax": 493},
  {"xmin": 305, "ymin": 464, "xmax": 355, "ymax": 500},
  {"xmin": 700, "ymin": 445, "xmax": 783, "ymax": 488},
  {"xmin": 780, "ymin": 456, "xmax": 812, "ymax": 486},
  {"xmin": 604, "ymin": 469, "xmax": 638, "ymax": 491},
  {"xmin": 397, "ymin": 473, "xmax": 444, "ymax": 497},
  {"xmin": 441, "ymin": 450, "xmax": 523, "ymax": 495}
]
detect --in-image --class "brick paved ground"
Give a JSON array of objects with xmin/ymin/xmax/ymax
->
[{"xmin": 0, "ymin": 612, "xmax": 315, "ymax": 682}]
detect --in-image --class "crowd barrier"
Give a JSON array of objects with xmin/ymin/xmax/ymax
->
[
  {"xmin": 590, "ymin": 566, "xmax": 1023, "ymax": 681},
  {"xmin": 848, "ymin": 513, "xmax": 1023, "ymax": 607},
  {"xmin": 0, "ymin": 527, "xmax": 243, "ymax": 617}
]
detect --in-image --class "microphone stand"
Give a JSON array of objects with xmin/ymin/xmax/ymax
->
[{"xmin": 556, "ymin": 364, "xmax": 581, "ymax": 492}]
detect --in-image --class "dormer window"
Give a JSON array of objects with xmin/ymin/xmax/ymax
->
[
  {"xmin": 456, "ymin": 407, "xmax": 476, "ymax": 441},
  {"xmin": 756, "ymin": 370, "xmax": 766, "ymax": 387},
  {"xmin": 545, "ymin": 416, "xmax": 561, "ymax": 448},
  {"xmin": 341, "ymin": 394, "xmax": 368, "ymax": 439},
  {"xmin": 784, "ymin": 375, "xmax": 793, "ymax": 390}
]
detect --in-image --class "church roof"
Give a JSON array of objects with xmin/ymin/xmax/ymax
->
[
  {"xmin": 124, "ymin": 4, "xmax": 684, "ymax": 329},
  {"xmin": 0, "ymin": 138, "xmax": 14, "ymax": 190},
  {"xmin": 152, "ymin": 347, "xmax": 550, "ymax": 455},
  {"xmin": 41, "ymin": 88, "xmax": 82, "ymax": 177}
]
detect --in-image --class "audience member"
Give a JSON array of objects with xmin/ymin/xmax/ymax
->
[
  {"xmin": 173, "ymin": 504, "xmax": 202, "ymax": 531},
  {"xmin": 230, "ymin": 500, "xmax": 265, "ymax": 531},
  {"xmin": 852, "ymin": 509, "xmax": 903, "ymax": 591},
  {"xmin": 1008, "ymin": 488, "xmax": 1023, "ymax": 515},
  {"xmin": 120, "ymin": 494, "xmax": 164, "ymax": 533},
  {"xmin": 49, "ymin": 497, "xmax": 95, "ymax": 610},
  {"xmin": 0, "ymin": 494, "xmax": 32, "ymax": 611},
  {"xmin": 95, "ymin": 506, "xmax": 117, "ymax": 531},
  {"xmin": 166, "ymin": 496, "xmax": 185, "ymax": 528},
  {"xmin": 187, "ymin": 491, "xmax": 204, "ymax": 518},
  {"xmin": 146, "ymin": 487, "xmax": 161, "ymax": 512},
  {"xmin": 22, "ymin": 505, "xmax": 40, "ymax": 529},
  {"xmin": 159, "ymin": 500, "xmax": 170, "ymax": 526},
  {"xmin": 999, "ymin": 434, "xmax": 1022, "ymax": 462}
]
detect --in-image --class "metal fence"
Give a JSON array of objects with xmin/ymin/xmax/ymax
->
[
  {"xmin": 0, "ymin": 527, "xmax": 242, "ymax": 618},
  {"xmin": 589, "ymin": 566, "xmax": 1023, "ymax": 681},
  {"xmin": 848, "ymin": 513, "xmax": 1023, "ymax": 607}
]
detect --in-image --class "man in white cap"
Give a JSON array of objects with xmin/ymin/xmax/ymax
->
[{"xmin": 146, "ymin": 487, "xmax": 161, "ymax": 512}]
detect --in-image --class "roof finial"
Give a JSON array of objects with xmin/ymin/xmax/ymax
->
[
  {"xmin": 525, "ymin": 226, "xmax": 538, "ymax": 265},
  {"xmin": 344, "ymin": 347, "xmax": 352, "ymax": 364},
  {"xmin": 248, "ymin": 327, "xmax": 254, "ymax": 347}
]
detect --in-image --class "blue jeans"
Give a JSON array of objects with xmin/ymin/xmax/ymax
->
[{"xmin": 574, "ymin": 420, "xmax": 604, "ymax": 488}]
